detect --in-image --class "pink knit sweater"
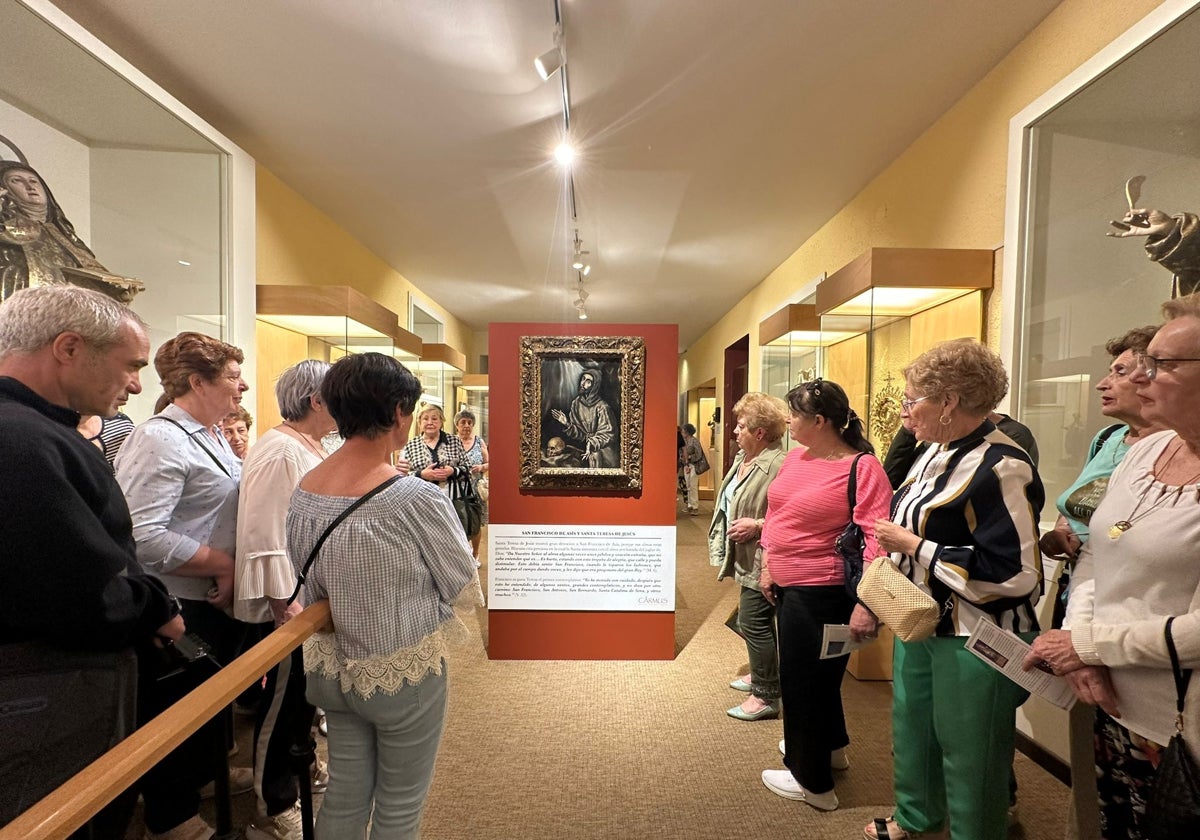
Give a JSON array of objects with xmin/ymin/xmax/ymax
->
[{"xmin": 760, "ymin": 448, "xmax": 892, "ymax": 587}]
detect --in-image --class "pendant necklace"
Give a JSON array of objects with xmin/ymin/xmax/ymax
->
[
  {"xmin": 282, "ymin": 422, "xmax": 327, "ymax": 461},
  {"xmin": 1109, "ymin": 441, "xmax": 1200, "ymax": 539}
]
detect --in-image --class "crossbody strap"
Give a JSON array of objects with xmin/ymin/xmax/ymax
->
[
  {"xmin": 1165, "ymin": 616, "xmax": 1194, "ymax": 726},
  {"xmin": 148, "ymin": 415, "xmax": 232, "ymax": 478},
  {"xmin": 286, "ymin": 474, "xmax": 403, "ymax": 606}
]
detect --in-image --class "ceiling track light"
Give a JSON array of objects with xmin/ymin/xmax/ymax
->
[{"xmin": 535, "ymin": 45, "xmax": 563, "ymax": 81}]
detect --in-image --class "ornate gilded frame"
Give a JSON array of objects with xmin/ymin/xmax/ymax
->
[{"xmin": 519, "ymin": 335, "xmax": 646, "ymax": 490}]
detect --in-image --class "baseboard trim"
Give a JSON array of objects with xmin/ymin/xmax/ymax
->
[{"xmin": 1015, "ymin": 730, "xmax": 1070, "ymax": 786}]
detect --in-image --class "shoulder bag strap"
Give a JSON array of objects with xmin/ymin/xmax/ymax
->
[
  {"xmin": 286, "ymin": 473, "xmax": 403, "ymax": 606},
  {"xmin": 846, "ymin": 452, "xmax": 866, "ymax": 517},
  {"xmin": 148, "ymin": 415, "xmax": 232, "ymax": 478},
  {"xmin": 1088, "ymin": 423, "xmax": 1124, "ymax": 462},
  {"xmin": 1165, "ymin": 616, "xmax": 1194, "ymax": 725}
]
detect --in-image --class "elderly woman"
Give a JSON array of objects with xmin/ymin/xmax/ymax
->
[
  {"xmin": 222, "ymin": 405, "xmax": 253, "ymax": 459},
  {"xmin": 404, "ymin": 402, "xmax": 473, "ymax": 535},
  {"xmin": 453, "ymin": 408, "xmax": 488, "ymax": 558},
  {"xmin": 707, "ymin": 392, "xmax": 787, "ymax": 721},
  {"xmin": 115, "ymin": 331, "xmax": 251, "ymax": 840},
  {"xmin": 287, "ymin": 353, "xmax": 477, "ymax": 839},
  {"xmin": 1032, "ymin": 326, "xmax": 1164, "ymax": 838},
  {"xmin": 234, "ymin": 360, "xmax": 334, "ymax": 839},
  {"xmin": 1026, "ymin": 296, "xmax": 1200, "ymax": 840},
  {"xmin": 865, "ymin": 338, "xmax": 1043, "ymax": 840},
  {"xmin": 759, "ymin": 379, "xmax": 891, "ymax": 811}
]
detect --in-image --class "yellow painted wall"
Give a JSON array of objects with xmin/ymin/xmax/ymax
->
[
  {"xmin": 255, "ymin": 167, "xmax": 474, "ymax": 363},
  {"xmin": 679, "ymin": 0, "xmax": 1163, "ymax": 402}
]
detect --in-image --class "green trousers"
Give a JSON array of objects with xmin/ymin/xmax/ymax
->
[{"xmin": 891, "ymin": 634, "xmax": 1030, "ymax": 840}]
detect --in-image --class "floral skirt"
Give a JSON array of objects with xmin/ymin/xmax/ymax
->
[{"xmin": 1094, "ymin": 708, "xmax": 1166, "ymax": 840}]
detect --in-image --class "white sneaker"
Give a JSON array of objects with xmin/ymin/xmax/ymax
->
[
  {"xmin": 761, "ymin": 769, "xmax": 838, "ymax": 810},
  {"xmin": 245, "ymin": 804, "xmax": 303, "ymax": 840},
  {"xmin": 776, "ymin": 739, "xmax": 849, "ymax": 771}
]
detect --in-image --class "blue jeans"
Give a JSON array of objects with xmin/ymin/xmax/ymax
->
[{"xmin": 306, "ymin": 668, "xmax": 448, "ymax": 840}]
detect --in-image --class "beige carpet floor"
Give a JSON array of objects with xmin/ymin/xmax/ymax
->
[
  {"xmin": 418, "ymin": 506, "xmax": 1070, "ymax": 840},
  {"xmin": 166, "ymin": 503, "xmax": 1068, "ymax": 839}
]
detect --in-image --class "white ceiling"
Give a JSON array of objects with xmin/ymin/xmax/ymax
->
[{"xmin": 42, "ymin": 0, "xmax": 1062, "ymax": 347}]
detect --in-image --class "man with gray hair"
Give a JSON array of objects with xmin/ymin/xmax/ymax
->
[{"xmin": 0, "ymin": 285, "xmax": 183, "ymax": 833}]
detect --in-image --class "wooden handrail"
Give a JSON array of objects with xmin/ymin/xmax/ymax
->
[{"xmin": 0, "ymin": 601, "xmax": 331, "ymax": 840}]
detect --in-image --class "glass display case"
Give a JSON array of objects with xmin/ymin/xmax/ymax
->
[
  {"xmin": 0, "ymin": 0, "xmax": 255, "ymax": 422},
  {"xmin": 413, "ymin": 342, "xmax": 465, "ymax": 417},
  {"xmin": 759, "ymin": 303, "xmax": 822, "ymax": 402},
  {"xmin": 456, "ymin": 374, "xmax": 489, "ymax": 440},
  {"xmin": 1008, "ymin": 6, "xmax": 1200, "ymax": 517},
  {"xmin": 255, "ymin": 284, "xmax": 420, "ymax": 429},
  {"xmin": 815, "ymin": 248, "xmax": 992, "ymax": 455}
]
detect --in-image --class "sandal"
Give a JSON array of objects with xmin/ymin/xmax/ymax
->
[{"xmin": 863, "ymin": 817, "xmax": 946, "ymax": 840}]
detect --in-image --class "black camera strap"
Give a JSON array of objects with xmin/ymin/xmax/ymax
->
[{"xmin": 286, "ymin": 474, "xmax": 403, "ymax": 606}]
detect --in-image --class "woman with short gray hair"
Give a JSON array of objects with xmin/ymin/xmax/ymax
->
[{"xmin": 234, "ymin": 358, "xmax": 335, "ymax": 838}]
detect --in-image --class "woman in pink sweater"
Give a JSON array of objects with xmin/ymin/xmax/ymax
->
[{"xmin": 759, "ymin": 378, "xmax": 891, "ymax": 812}]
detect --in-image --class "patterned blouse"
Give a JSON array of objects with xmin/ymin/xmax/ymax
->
[
  {"xmin": 287, "ymin": 477, "xmax": 478, "ymax": 697},
  {"xmin": 891, "ymin": 420, "xmax": 1044, "ymax": 637},
  {"xmin": 403, "ymin": 431, "xmax": 473, "ymax": 500}
]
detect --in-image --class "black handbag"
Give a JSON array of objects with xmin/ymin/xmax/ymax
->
[
  {"xmin": 834, "ymin": 453, "xmax": 868, "ymax": 600},
  {"xmin": 1144, "ymin": 615, "xmax": 1200, "ymax": 839}
]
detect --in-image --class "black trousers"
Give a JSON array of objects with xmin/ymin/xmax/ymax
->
[
  {"xmin": 139, "ymin": 599, "xmax": 246, "ymax": 833},
  {"xmin": 777, "ymin": 584, "xmax": 854, "ymax": 795},
  {"xmin": 248, "ymin": 623, "xmax": 317, "ymax": 816}
]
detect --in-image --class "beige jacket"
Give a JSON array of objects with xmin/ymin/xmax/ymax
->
[{"xmin": 707, "ymin": 441, "xmax": 785, "ymax": 591}]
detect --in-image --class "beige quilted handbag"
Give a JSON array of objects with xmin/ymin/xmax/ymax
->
[{"xmin": 857, "ymin": 557, "xmax": 941, "ymax": 643}]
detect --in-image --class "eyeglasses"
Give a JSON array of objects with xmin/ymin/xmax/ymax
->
[
  {"xmin": 900, "ymin": 395, "xmax": 929, "ymax": 412},
  {"xmin": 1135, "ymin": 353, "xmax": 1200, "ymax": 380}
]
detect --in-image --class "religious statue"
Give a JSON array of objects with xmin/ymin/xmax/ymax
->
[
  {"xmin": 1107, "ymin": 174, "xmax": 1200, "ymax": 297},
  {"xmin": 0, "ymin": 160, "xmax": 144, "ymax": 303}
]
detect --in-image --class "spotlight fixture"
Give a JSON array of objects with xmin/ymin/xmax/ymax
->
[
  {"xmin": 578, "ymin": 309, "xmax": 588, "ymax": 320},
  {"xmin": 535, "ymin": 45, "xmax": 564, "ymax": 81},
  {"xmin": 574, "ymin": 287, "xmax": 589, "ymax": 304},
  {"xmin": 581, "ymin": 264, "xmax": 591, "ymax": 277},
  {"xmin": 554, "ymin": 141, "xmax": 576, "ymax": 166}
]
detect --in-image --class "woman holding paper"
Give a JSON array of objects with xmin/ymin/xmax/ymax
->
[
  {"xmin": 865, "ymin": 339, "xmax": 1043, "ymax": 840},
  {"xmin": 757, "ymin": 378, "xmax": 889, "ymax": 811},
  {"xmin": 1026, "ymin": 295, "xmax": 1200, "ymax": 840}
]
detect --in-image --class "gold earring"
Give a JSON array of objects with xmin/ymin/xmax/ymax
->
[{"xmin": 939, "ymin": 414, "xmax": 951, "ymax": 426}]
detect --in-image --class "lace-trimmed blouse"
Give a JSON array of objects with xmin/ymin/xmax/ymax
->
[{"xmin": 286, "ymin": 476, "xmax": 478, "ymax": 697}]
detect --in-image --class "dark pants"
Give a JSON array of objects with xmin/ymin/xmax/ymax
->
[
  {"xmin": 139, "ymin": 599, "xmax": 247, "ymax": 833},
  {"xmin": 737, "ymin": 585, "xmax": 780, "ymax": 702},
  {"xmin": 777, "ymin": 584, "xmax": 854, "ymax": 795},
  {"xmin": 249, "ymin": 624, "xmax": 317, "ymax": 816}
]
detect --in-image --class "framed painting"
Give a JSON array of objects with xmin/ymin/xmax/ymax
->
[{"xmin": 519, "ymin": 335, "xmax": 646, "ymax": 490}]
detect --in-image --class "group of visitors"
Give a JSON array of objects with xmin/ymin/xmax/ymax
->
[
  {"xmin": 707, "ymin": 302, "xmax": 1200, "ymax": 840},
  {"xmin": 0, "ymin": 284, "xmax": 484, "ymax": 840}
]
